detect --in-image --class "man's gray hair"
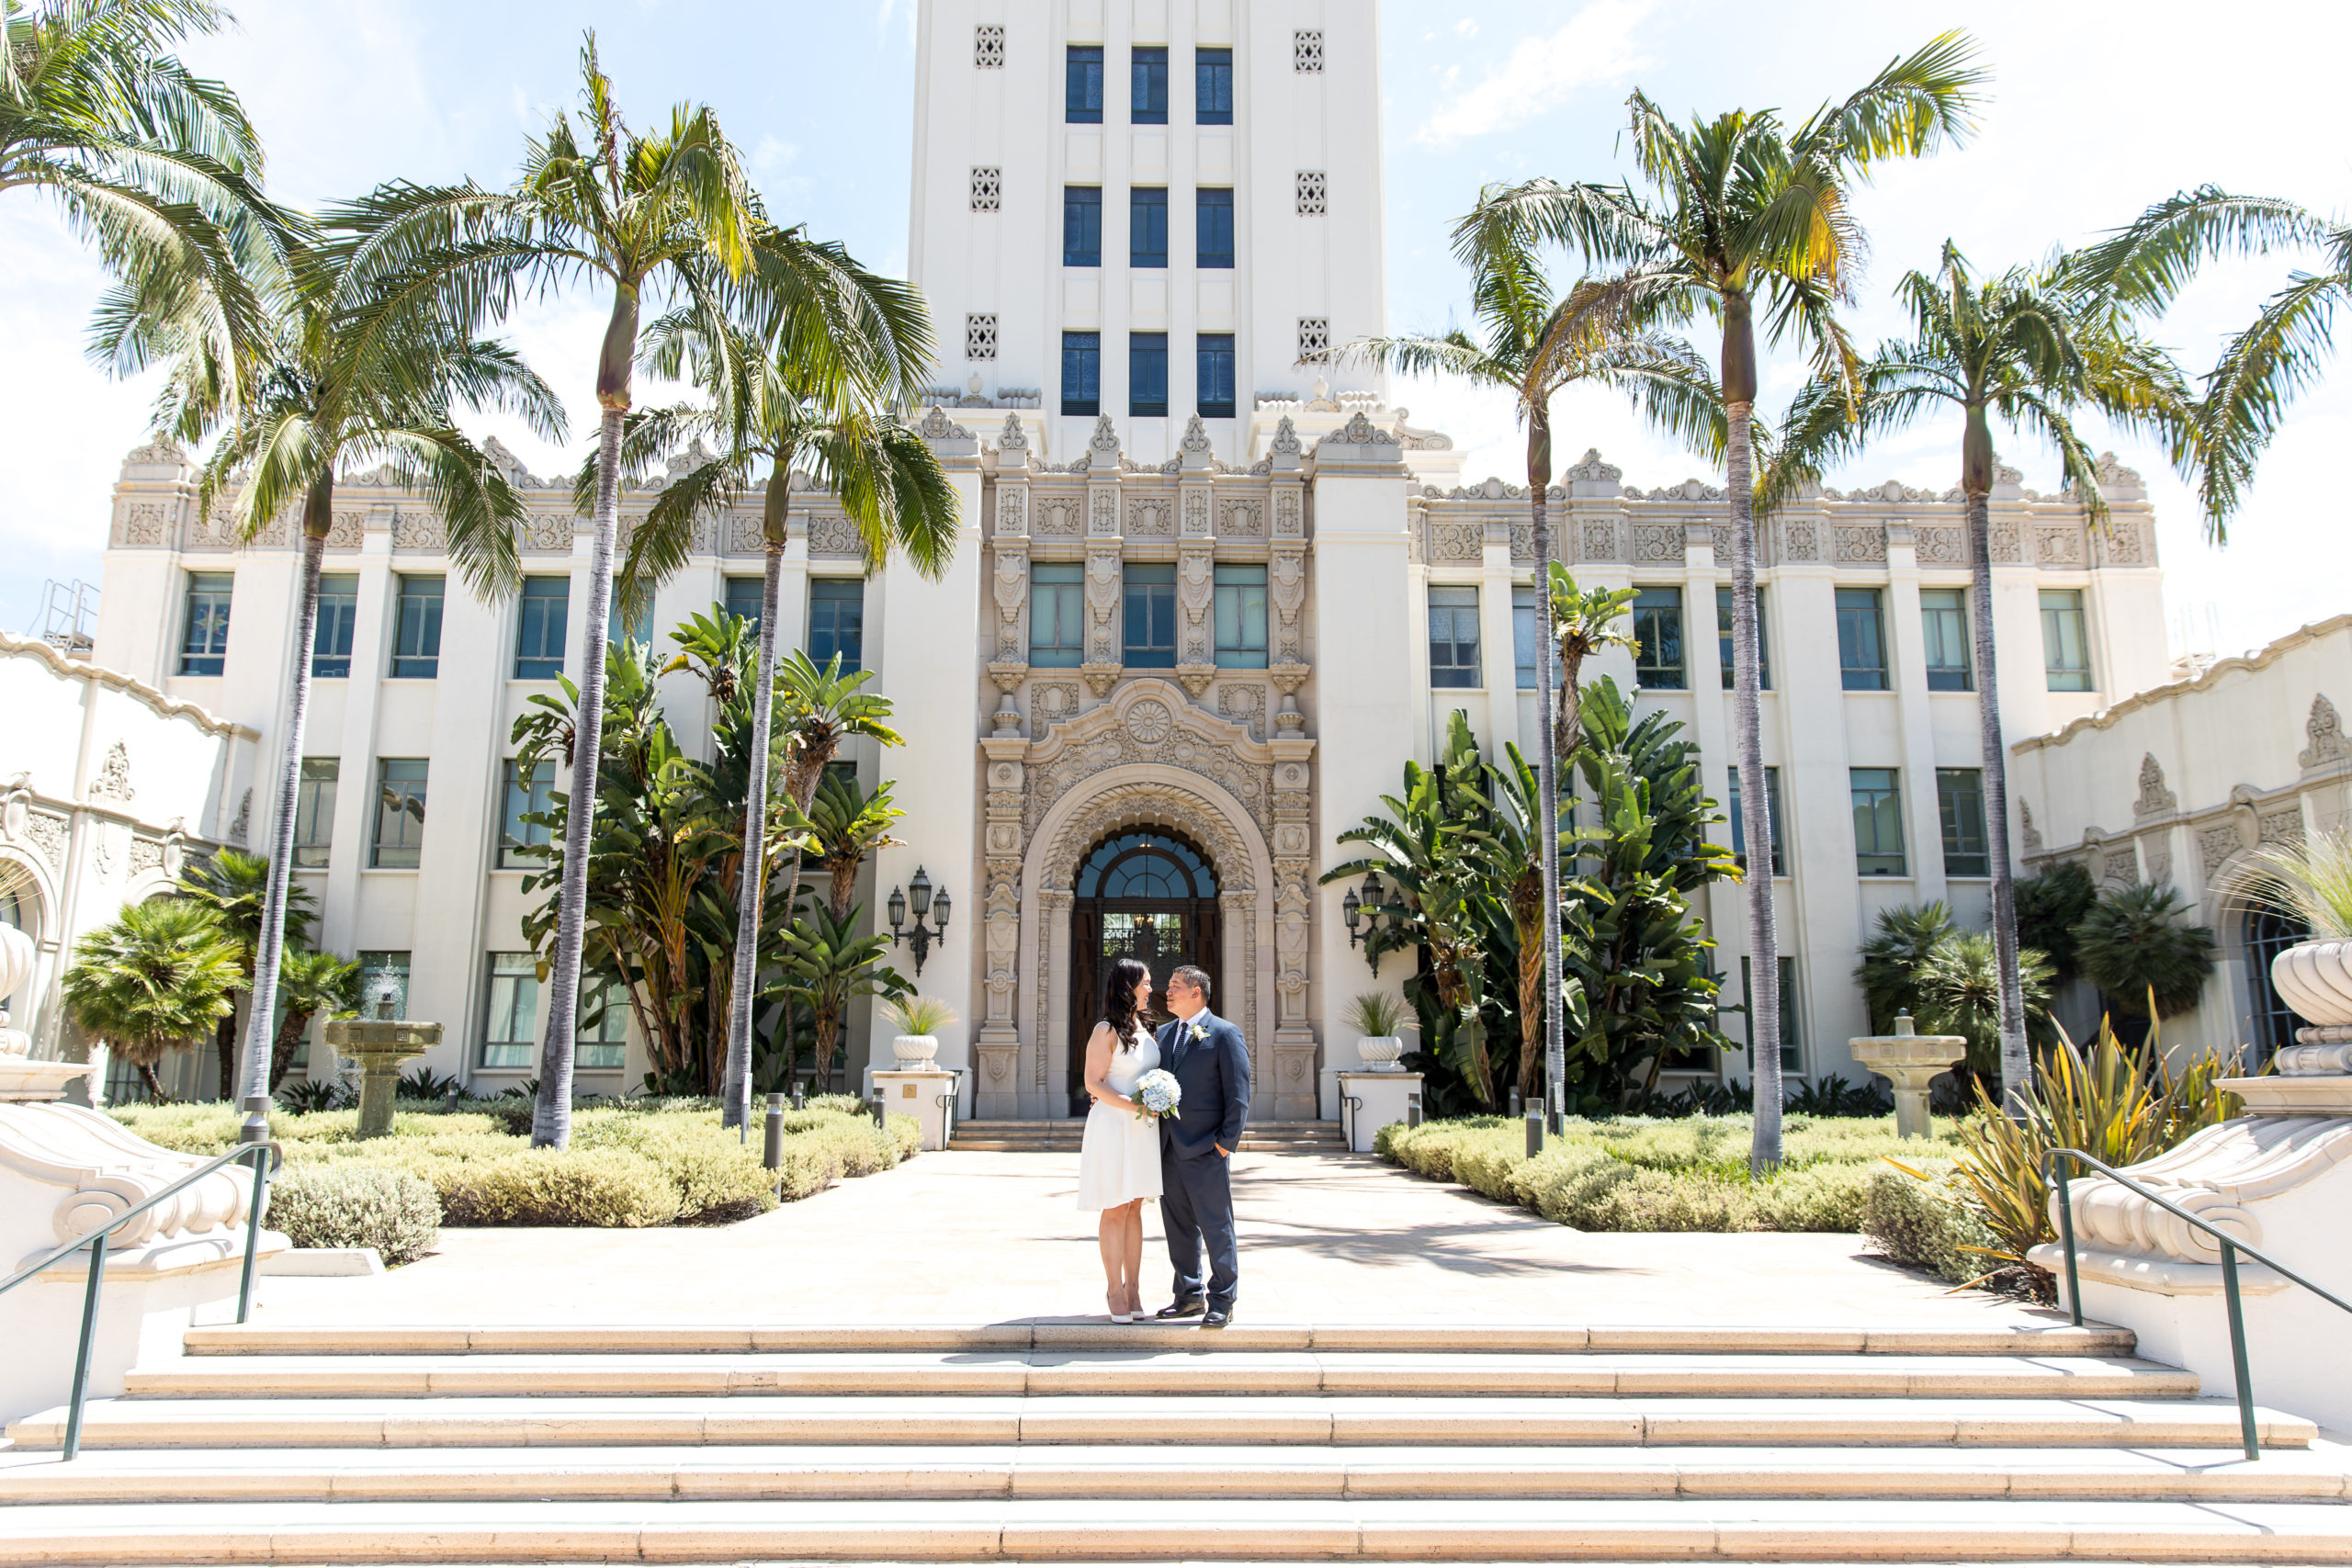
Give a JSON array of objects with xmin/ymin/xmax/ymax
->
[{"xmin": 1169, "ymin": 965, "xmax": 1213, "ymax": 1002}]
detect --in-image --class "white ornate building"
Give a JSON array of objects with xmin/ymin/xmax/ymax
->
[{"xmin": 28, "ymin": 0, "xmax": 2181, "ymax": 1114}]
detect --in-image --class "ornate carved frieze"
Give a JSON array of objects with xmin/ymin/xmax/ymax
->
[
  {"xmin": 1832, "ymin": 523, "xmax": 1887, "ymax": 565},
  {"xmin": 2020, "ymin": 800, "xmax": 2044, "ymax": 855},
  {"xmin": 2260, "ymin": 807, "xmax": 2305, "ymax": 848},
  {"xmin": 1580, "ymin": 516, "xmax": 1621, "ymax": 561},
  {"xmin": 2302, "ymin": 695, "xmax": 2346, "ymax": 770},
  {"xmin": 1176, "ymin": 547, "xmax": 1215, "ymax": 696},
  {"xmin": 1633, "ymin": 522, "xmax": 1687, "ymax": 564},
  {"xmin": 89, "ymin": 741, "xmax": 133, "ymax": 803},
  {"xmin": 520, "ymin": 513, "xmax": 575, "ymax": 552},
  {"xmin": 808, "ymin": 514, "xmax": 863, "ymax": 558},
  {"xmin": 990, "ymin": 544, "xmax": 1029, "ymax": 665},
  {"xmin": 1216, "ymin": 682, "xmax": 1266, "ymax": 740},
  {"xmin": 1126, "ymin": 494, "xmax": 1176, "ymax": 536},
  {"xmin": 2134, "ymin": 753, "xmax": 2178, "ymax": 818},
  {"xmin": 392, "ymin": 511, "xmax": 444, "ymax": 551},
  {"xmin": 1023, "ymin": 682, "xmax": 1273, "ymax": 841},
  {"xmin": 1219, "ymin": 498, "xmax": 1262, "ymax": 537},
  {"xmin": 1913, "ymin": 524, "xmax": 1964, "ymax": 565},
  {"xmin": 114, "ymin": 502, "xmax": 170, "ymax": 547},
  {"xmin": 1035, "ymin": 494, "xmax": 1083, "ymax": 535},
  {"xmin": 2199, "ymin": 823, "xmax": 2239, "ymax": 878},
  {"xmin": 22, "ymin": 810, "xmax": 67, "ymax": 871},
  {"xmin": 2035, "ymin": 524, "xmax": 2085, "ymax": 566},
  {"xmin": 1427, "ymin": 521, "xmax": 1481, "ymax": 562}
]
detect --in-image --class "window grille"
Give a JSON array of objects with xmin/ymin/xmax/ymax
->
[
  {"xmin": 1295, "ymin": 170, "xmax": 1327, "ymax": 215},
  {"xmin": 1294, "ymin": 29, "xmax": 1323, "ymax": 72},
  {"xmin": 966, "ymin": 313, "xmax": 998, "ymax": 360},
  {"xmin": 974, "ymin": 24, "xmax": 1003, "ymax": 68},
  {"xmin": 1295, "ymin": 317, "xmax": 1329, "ymax": 363},
  {"xmin": 969, "ymin": 166, "xmax": 1001, "ymax": 212}
]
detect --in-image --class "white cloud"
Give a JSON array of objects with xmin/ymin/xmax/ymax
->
[
  {"xmin": 1417, "ymin": 0, "xmax": 1654, "ymax": 146},
  {"xmin": 1454, "ymin": 17, "xmax": 1479, "ymax": 36}
]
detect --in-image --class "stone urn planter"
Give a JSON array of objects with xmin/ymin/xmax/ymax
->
[
  {"xmin": 2227, "ymin": 937, "xmax": 2352, "ymax": 1114},
  {"xmin": 322, "ymin": 1013, "xmax": 441, "ymax": 1137},
  {"xmin": 1355, "ymin": 1036, "xmax": 1405, "ymax": 1072},
  {"xmin": 891, "ymin": 1033, "xmax": 941, "ymax": 1067},
  {"xmin": 1848, "ymin": 1015, "xmax": 1965, "ymax": 1139},
  {"xmin": 0, "ymin": 922, "xmax": 92, "ymax": 1102}
]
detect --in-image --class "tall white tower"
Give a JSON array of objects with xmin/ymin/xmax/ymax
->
[{"xmin": 909, "ymin": 1, "xmax": 1388, "ymax": 467}]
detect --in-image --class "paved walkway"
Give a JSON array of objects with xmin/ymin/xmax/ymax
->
[{"xmin": 254, "ymin": 1148, "xmax": 2063, "ymax": 1330}]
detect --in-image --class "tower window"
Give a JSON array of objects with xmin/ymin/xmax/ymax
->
[
  {"xmin": 1195, "ymin": 48, "xmax": 1232, "ymax": 124},
  {"xmin": 966, "ymin": 313, "xmax": 997, "ymax": 360},
  {"xmin": 1131, "ymin": 46, "xmax": 1168, "ymax": 124},
  {"xmin": 969, "ymin": 166, "xmax": 1001, "ymax": 211},
  {"xmin": 1295, "ymin": 170, "xmax": 1327, "ymax": 216},
  {"xmin": 1061, "ymin": 332, "xmax": 1101, "ymax": 416},
  {"xmin": 1063, "ymin": 186, "xmax": 1101, "ymax": 266},
  {"xmin": 1196, "ymin": 187, "xmax": 1234, "ymax": 268},
  {"xmin": 1130, "ymin": 333, "xmax": 1169, "ymax": 418},
  {"xmin": 1066, "ymin": 46, "xmax": 1103, "ymax": 123},
  {"xmin": 974, "ymin": 24, "xmax": 1003, "ymax": 68},
  {"xmin": 1130, "ymin": 186, "xmax": 1168, "ymax": 268},
  {"xmin": 1196, "ymin": 334, "xmax": 1236, "ymax": 419},
  {"xmin": 1296, "ymin": 317, "xmax": 1329, "ymax": 363},
  {"xmin": 1294, "ymin": 29, "xmax": 1323, "ymax": 72}
]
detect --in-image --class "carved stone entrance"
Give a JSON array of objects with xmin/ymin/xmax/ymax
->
[{"xmin": 1066, "ymin": 829, "xmax": 1221, "ymax": 1115}]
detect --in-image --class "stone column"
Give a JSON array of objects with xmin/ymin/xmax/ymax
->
[
  {"xmin": 1177, "ymin": 414, "xmax": 1219, "ymax": 698},
  {"xmin": 1080, "ymin": 416, "xmax": 1125, "ymax": 696},
  {"xmin": 1270, "ymin": 737, "xmax": 1319, "ymax": 1121},
  {"xmin": 976, "ymin": 738, "xmax": 1025, "ymax": 1119}
]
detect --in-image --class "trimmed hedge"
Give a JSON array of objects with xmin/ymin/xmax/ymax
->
[
  {"xmin": 263, "ymin": 1164, "xmax": 441, "ymax": 1265},
  {"xmin": 1380, "ymin": 1113, "xmax": 1958, "ymax": 1238},
  {"xmin": 1859, "ymin": 1163, "xmax": 1999, "ymax": 1284},
  {"xmin": 109, "ymin": 1100, "xmax": 923, "ymax": 1238}
]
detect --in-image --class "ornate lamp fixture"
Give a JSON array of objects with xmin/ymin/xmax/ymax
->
[
  {"xmin": 1342, "ymin": 870, "xmax": 1386, "ymax": 976},
  {"xmin": 888, "ymin": 865, "xmax": 953, "ymax": 977}
]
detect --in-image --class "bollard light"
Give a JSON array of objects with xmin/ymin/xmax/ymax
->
[
  {"xmin": 791, "ymin": 1080, "xmax": 807, "ymax": 1111},
  {"xmin": 237, "ymin": 1093, "xmax": 270, "ymax": 1146},
  {"xmin": 1525, "ymin": 1107, "xmax": 1544, "ymax": 1157},
  {"xmin": 1406, "ymin": 1091, "xmax": 1422, "ymax": 1129},
  {"xmin": 763, "ymin": 1092, "xmax": 785, "ymax": 1171},
  {"xmin": 1508, "ymin": 1088, "xmax": 1521, "ymax": 1119}
]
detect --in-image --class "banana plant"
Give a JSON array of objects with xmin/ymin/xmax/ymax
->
[{"xmin": 765, "ymin": 900, "xmax": 911, "ymax": 1093}]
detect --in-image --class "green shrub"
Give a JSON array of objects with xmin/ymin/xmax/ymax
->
[
  {"xmin": 264, "ymin": 1165, "xmax": 440, "ymax": 1265},
  {"xmin": 1749, "ymin": 1162, "xmax": 1873, "ymax": 1233},
  {"xmin": 1861, "ymin": 1163, "xmax": 1996, "ymax": 1284},
  {"xmin": 571, "ymin": 1111, "xmax": 778, "ymax": 1222},
  {"xmin": 775, "ymin": 1142, "xmax": 843, "ymax": 1201},
  {"xmin": 886, "ymin": 1112, "xmax": 922, "ymax": 1161},
  {"xmin": 441, "ymin": 1148, "xmax": 682, "ymax": 1227},
  {"xmin": 1453, "ymin": 1136, "xmax": 1532, "ymax": 1202}
]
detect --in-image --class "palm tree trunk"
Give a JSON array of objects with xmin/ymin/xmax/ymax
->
[
  {"xmin": 1962, "ymin": 427, "xmax": 2030, "ymax": 1112},
  {"xmin": 535, "ymin": 400, "xmax": 626, "ymax": 1148},
  {"xmin": 721, "ymin": 502, "xmax": 787, "ymax": 1129},
  {"xmin": 1525, "ymin": 415, "xmax": 1567, "ymax": 1130},
  {"xmin": 269, "ymin": 1009, "xmax": 310, "ymax": 1092},
  {"xmin": 237, "ymin": 480, "xmax": 333, "ymax": 1114},
  {"xmin": 1724, "ymin": 398, "xmax": 1783, "ymax": 1174},
  {"xmin": 138, "ymin": 1059, "xmax": 171, "ymax": 1105}
]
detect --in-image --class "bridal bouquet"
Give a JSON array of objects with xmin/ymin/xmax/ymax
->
[{"xmin": 1132, "ymin": 1069, "xmax": 1181, "ymax": 1122}]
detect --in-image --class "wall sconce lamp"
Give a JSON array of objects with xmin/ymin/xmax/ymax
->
[{"xmin": 888, "ymin": 864, "xmax": 952, "ymax": 977}]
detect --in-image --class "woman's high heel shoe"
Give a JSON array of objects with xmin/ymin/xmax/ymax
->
[{"xmin": 1109, "ymin": 1292, "xmax": 1133, "ymax": 1324}]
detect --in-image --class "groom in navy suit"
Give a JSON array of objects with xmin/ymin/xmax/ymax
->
[{"xmin": 1152, "ymin": 964, "xmax": 1251, "ymax": 1327}]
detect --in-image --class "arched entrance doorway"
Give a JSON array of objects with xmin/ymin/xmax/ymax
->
[
  {"xmin": 2245, "ymin": 905, "xmax": 2311, "ymax": 1068},
  {"xmin": 1068, "ymin": 829, "xmax": 1221, "ymax": 1115}
]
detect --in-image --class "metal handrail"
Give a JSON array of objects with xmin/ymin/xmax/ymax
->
[
  {"xmin": 935, "ymin": 1066, "xmax": 965, "ymax": 1148},
  {"xmin": 1340, "ymin": 1093, "xmax": 1363, "ymax": 1152},
  {"xmin": 0, "ymin": 1139, "xmax": 280, "ymax": 1461},
  {"xmin": 2047, "ymin": 1145, "xmax": 2352, "ymax": 1462}
]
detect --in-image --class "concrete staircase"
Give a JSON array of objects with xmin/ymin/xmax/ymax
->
[
  {"xmin": 950, "ymin": 1119, "xmax": 1348, "ymax": 1153},
  {"xmin": 5, "ymin": 1319, "xmax": 2350, "ymax": 1562}
]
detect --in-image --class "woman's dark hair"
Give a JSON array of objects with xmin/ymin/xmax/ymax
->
[{"xmin": 1102, "ymin": 957, "xmax": 1151, "ymax": 1047}]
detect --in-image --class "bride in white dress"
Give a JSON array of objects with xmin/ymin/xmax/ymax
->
[{"xmin": 1077, "ymin": 956, "xmax": 1164, "ymax": 1321}]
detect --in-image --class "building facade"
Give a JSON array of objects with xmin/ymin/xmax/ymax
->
[
  {"xmin": 2011, "ymin": 615, "xmax": 2352, "ymax": 1066},
  {"xmin": 53, "ymin": 0, "xmax": 2177, "ymax": 1112}
]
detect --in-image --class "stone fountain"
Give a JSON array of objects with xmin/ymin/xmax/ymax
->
[
  {"xmin": 322, "ymin": 987, "xmax": 441, "ymax": 1139},
  {"xmin": 1847, "ymin": 1014, "xmax": 1965, "ymax": 1139}
]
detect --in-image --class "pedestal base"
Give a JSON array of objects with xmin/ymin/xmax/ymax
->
[
  {"xmin": 871, "ymin": 1069, "xmax": 959, "ymax": 1151},
  {"xmin": 972, "ymin": 1034, "xmax": 1021, "ymax": 1120},
  {"xmin": 1338, "ymin": 1071, "xmax": 1422, "ymax": 1154}
]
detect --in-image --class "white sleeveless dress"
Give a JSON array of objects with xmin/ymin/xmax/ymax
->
[{"xmin": 1076, "ymin": 1024, "xmax": 1165, "ymax": 1211}]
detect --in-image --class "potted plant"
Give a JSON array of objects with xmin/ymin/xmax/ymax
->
[
  {"xmin": 881, "ymin": 996, "xmax": 957, "ymax": 1067},
  {"xmin": 1343, "ymin": 992, "xmax": 1407, "ymax": 1071},
  {"xmin": 2247, "ymin": 830, "xmax": 2352, "ymax": 1032}
]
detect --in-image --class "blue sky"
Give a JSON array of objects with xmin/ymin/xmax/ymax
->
[{"xmin": 4, "ymin": 0, "xmax": 2345, "ymax": 667}]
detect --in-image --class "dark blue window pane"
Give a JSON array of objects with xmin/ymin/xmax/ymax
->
[
  {"xmin": 1131, "ymin": 47, "xmax": 1167, "ymax": 123},
  {"xmin": 1130, "ymin": 332, "xmax": 1168, "ymax": 417},
  {"xmin": 809, "ymin": 579, "xmax": 864, "ymax": 671},
  {"xmin": 1196, "ymin": 187, "xmax": 1233, "ymax": 267},
  {"xmin": 1062, "ymin": 332, "xmax": 1101, "ymax": 416},
  {"xmin": 1066, "ymin": 46, "xmax": 1102, "ymax": 123},
  {"xmin": 312, "ymin": 573, "xmax": 356, "ymax": 678},
  {"xmin": 1196, "ymin": 333, "xmax": 1236, "ymax": 418},
  {"xmin": 1429, "ymin": 586, "xmax": 1480, "ymax": 688},
  {"xmin": 1063, "ymin": 186, "xmax": 1101, "ymax": 266},
  {"xmin": 1123, "ymin": 563, "xmax": 1176, "ymax": 668},
  {"xmin": 1130, "ymin": 187, "xmax": 1167, "ymax": 267},
  {"xmin": 1194, "ymin": 48, "xmax": 1232, "ymax": 124},
  {"xmin": 725, "ymin": 576, "xmax": 764, "ymax": 631},
  {"xmin": 514, "ymin": 577, "xmax": 568, "ymax": 680},
  {"xmin": 391, "ymin": 575, "xmax": 443, "ymax": 678},
  {"xmin": 179, "ymin": 571, "xmax": 232, "ymax": 676}
]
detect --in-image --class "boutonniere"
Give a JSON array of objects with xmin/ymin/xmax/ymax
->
[{"xmin": 1189, "ymin": 1021, "xmax": 1209, "ymax": 1043}]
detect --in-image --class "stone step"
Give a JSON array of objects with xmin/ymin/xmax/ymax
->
[
  {"xmin": 5, "ymin": 1442, "xmax": 2346, "ymax": 1506},
  {"xmin": 6, "ymin": 1495, "xmax": 2352, "ymax": 1564},
  {"xmin": 178, "ymin": 1320, "xmax": 2141, "ymax": 1358},
  {"xmin": 9, "ymin": 1393, "xmax": 2311, "ymax": 1451},
  {"xmin": 117, "ymin": 1349, "xmax": 2204, "ymax": 1402}
]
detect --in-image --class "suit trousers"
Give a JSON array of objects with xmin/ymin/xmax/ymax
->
[{"xmin": 1160, "ymin": 1150, "xmax": 1238, "ymax": 1307}]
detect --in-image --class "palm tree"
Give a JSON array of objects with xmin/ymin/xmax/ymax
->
[
  {"xmin": 1853, "ymin": 901, "xmax": 1957, "ymax": 1032},
  {"xmin": 175, "ymin": 848, "xmax": 314, "ymax": 1097},
  {"xmin": 338, "ymin": 36, "xmax": 885, "ymax": 1147},
  {"xmin": 172, "ymin": 231, "xmax": 562, "ymax": 1123},
  {"xmin": 1544, "ymin": 567, "xmax": 1639, "ymax": 760},
  {"xmin": 1340, "ymin": 207, "xmax": 1713, "ymax": 1132},
  {"xmin": 267, "ymin": 947, "xmax": 359, "ymax": 1091},
  {"xmin": 60, "ymin": 898, "xmax": 241, "ymax": 1102},
  {"xmin": 2065, "ymin": 188, "xmax": 2348, "ymax": 538},
  {"xmin": 1836, "ymin": 243, "xmax": 2187, "ymax": 1108},
  {"xmin": 604, "ymin": 318, "xmax": 955, "ymax": 1130},
  {"xmin": 2074, "ymin": 883, "xmax": 2216, "ymax": 1026},
  {"xmin": 808, "ymin": 773, "xmax": 906, "ymax": 923},
  {"xmin": 4, "ymin": 0, "xmax": 285, "ymax": 399},
  {"xmin": 1483, "ymin": 33, "xmax": 1988, "ymax": 1169}
]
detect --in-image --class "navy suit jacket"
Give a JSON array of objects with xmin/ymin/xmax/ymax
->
[{"xmin": 1157, "ymin": 1009, "xmax": 1251, "ymax": 1161}]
